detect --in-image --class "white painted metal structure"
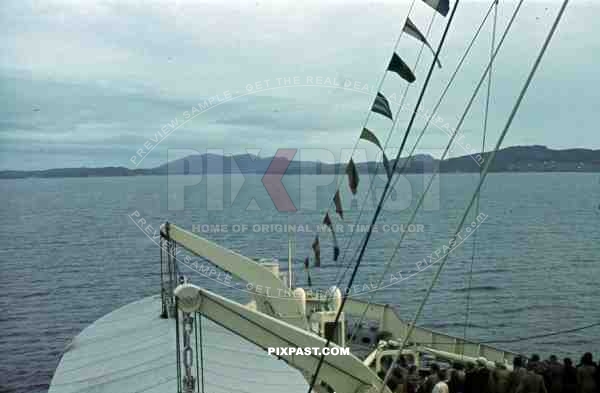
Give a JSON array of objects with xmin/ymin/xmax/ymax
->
[
  {"xmin": 168, "ymin": 224, "xmax": 518, "ymax": 364},
  {"xmin": 167, "ymin": 223, "xmax": 309, "ymax": 330},
  {"xmin": 175, "ymin": 283, "xmax": 391, "ymax": 393},
  {"xmin": 49, "ymin": 224, "xmax": 519, "ymax": 393}
]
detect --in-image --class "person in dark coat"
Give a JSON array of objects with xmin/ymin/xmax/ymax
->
[
  {"xmin": 419, "ymin": 364, "xmax": 441, "ymax": 393},
  {"xmin": 472, "ymin": 358, "xmax": 492, "ymax": 393},
  {"xmin": 448, "ymin": 362, "xmax": 466, "ymax": 393},
  {"xmin": 407, "ymin": 365, "xmax": 422, "ymax": 393},
  {"xmin": 562, "ymin": 358, "xmax": 577, "ymax": 393},
  {"xmin": 464, "ymin": 362, "xmax": 476, "ymax": 393},
  {"xmin": 546, "ymin": 355, "xmax": 564, "ymax": 393},
  {"xmin": 392, "ymin": 360, "xmax": 409, "ymax": 393},
  {"xmin": 576, "ymin": 353, "xmax": 597, "ymax": 393},
  {"xmin": 529, "ymin": 354, "xmax": 546, "ymax": 376},
  {"xmin": 491, "ymin": 362, "xmax": 512, "ymax": 393},
  {"xmin": 596, "ymin": 359, "xmax": 600, "ymax": 393},
  {"xmin": 516, "ymin": 361, "xmax": 547, "ymax": 393},
  {"xmin": 509, "ymin": 356, "xmax": 527, "ymax": 393}
]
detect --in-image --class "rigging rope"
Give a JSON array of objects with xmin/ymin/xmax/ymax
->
[
  {"xmin": 195, "ymin": 313, "xmax": 200, "ymax": 393},
  {"xmin": 463, "ymin": 0, "xmax": 498, "ymax": 351},
  {"xmin": 347, "ymin": 0, "xmax": 529, "ymax": 345},
  {"xmin": 377, "ymin": 320, "xmax": 600, "ymax": 347},
  {"xmin": 378, "ymin": 1, "xmax": 570, "ymax": 391},
  {"xmin": 308, "ymin": 0, "xmax": 419, "ymax": 250},
  {"xmin": 480, "ymin": 321, "xmax": 600, "ymax": 344},
  {"xmin": 332, "ymin": 10, "xmax": 437, "ymax": 289},
  {"xmin": 306, "ymin": 2, "xmax": 462, "ymax": 392},
  {"xmin": 333, "ymin": 0, "xmax": 499, "ymax": 295}
]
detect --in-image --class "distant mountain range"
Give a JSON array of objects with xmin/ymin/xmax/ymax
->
[{"xmin": 2, "ymin": 145, "xmax": 599, "ymax": 179}]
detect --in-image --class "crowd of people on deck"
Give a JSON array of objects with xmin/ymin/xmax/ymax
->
[{"xmin": 378, "ymin": 352, "xmax": 600, "ymax": 393}]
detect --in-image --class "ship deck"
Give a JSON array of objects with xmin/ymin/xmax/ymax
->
[{"xmin": 49, "ymin": 295, "xmax": 309, "ymax": 393}]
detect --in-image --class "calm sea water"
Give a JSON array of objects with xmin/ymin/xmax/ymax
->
[{"xmin": 1, "ymin": 173, "xmax": 599, "ymax": 393}]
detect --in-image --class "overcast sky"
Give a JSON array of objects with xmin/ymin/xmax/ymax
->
[{"xmin": 1, "ymin": 0, "xmax": 597, "ymax": 170}]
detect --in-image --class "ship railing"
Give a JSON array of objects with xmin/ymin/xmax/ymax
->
[{"xmin": 344, "ymin": 298, "xmax": 518, "ymax": 366}]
